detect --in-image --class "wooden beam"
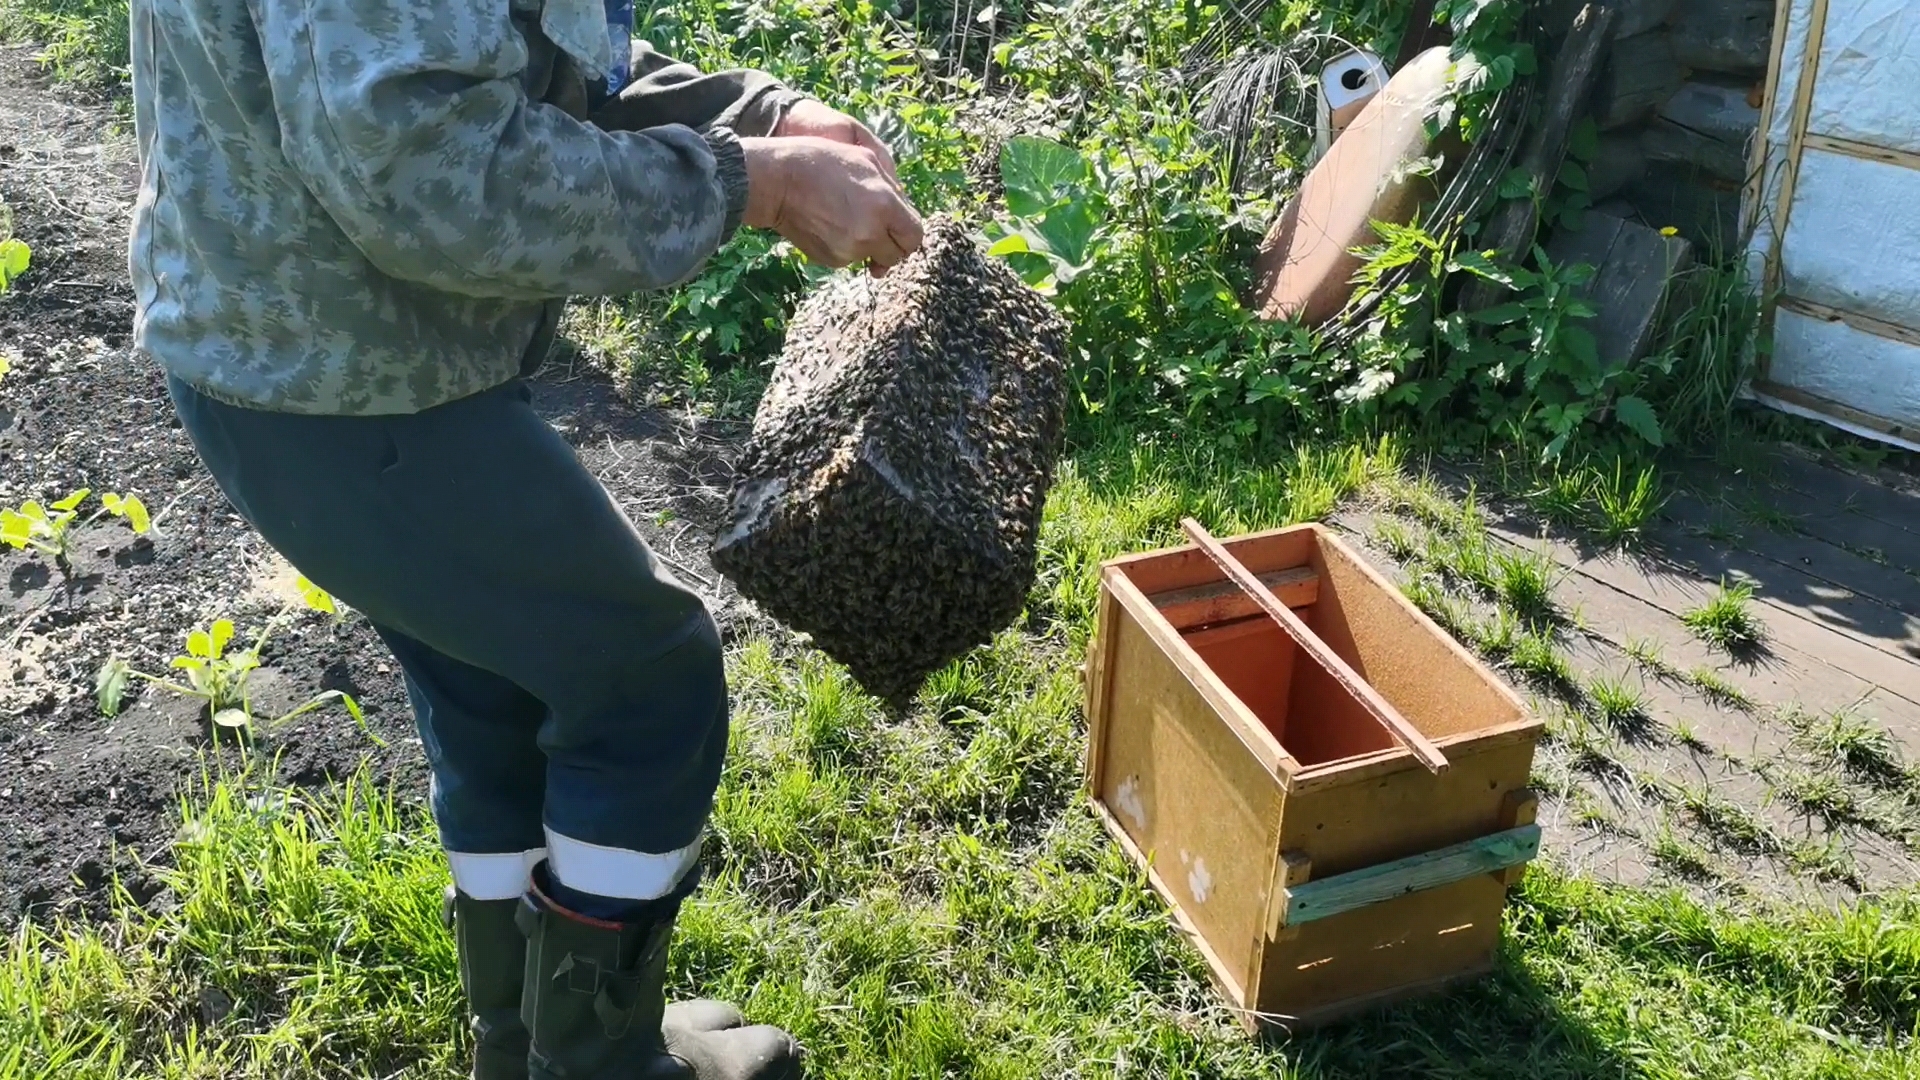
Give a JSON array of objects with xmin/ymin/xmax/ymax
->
[
  {"xmin": 1742, "ymin": 0, "xmax": 1796, "ymax": 236},
  {"xmin": 1179, "ymin": 518, "xmax": 1449, "ymax": 774},
  {"xmin": 1777, "ymin": 294, "xmax": 1920, "ymax": 350},
  {"xmin": 1759, "ymin": 0, "xmax": 1832, "ymax": 375},
  {"xmin": 1801, "ymin": 133, "xmax": 1920, "ymax": 175},
  {"xmin": 1275, "ymin": 824, "xmax": 1543, "ymax": 928},
  {"xmin": 1149, "ymin": 567, "xmax": 1318, "ymax": 631}
]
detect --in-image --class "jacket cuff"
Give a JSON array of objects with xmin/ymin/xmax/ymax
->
[{"xmin": 704, "ymin": 125, "xmax": 751, "ymax": 242}]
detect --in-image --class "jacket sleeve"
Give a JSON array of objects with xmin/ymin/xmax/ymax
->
[
  {"xmin": 590, "ymin": 40, "xmax": 802, "ymax": 137},
  {"xmin": 256, "ymin": 0, "xmax": 750, "ymax": 301}
]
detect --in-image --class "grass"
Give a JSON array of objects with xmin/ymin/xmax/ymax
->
[
  {"xmin": 1795, "ymin": 709, "xmax": 1915, "ymax": 789},
  {"xmin": 1650, "ymin": 820, "xmax": 1718, "ymax": 881},
  {"xmin": 0, "ymin": 0, "xmax": 125, "ymax": 87},
  {"xmin": 4, "ymin": 0, "xmax": 1918, "ymax": 1072},
  {"xmin": 1586, "ymin": 673, "xmax": 1654, "ymax": 742},
  {"xmin": 1683, "ymin": 577, "xmax": 1768, "ymax": 657},
  {"xmin": 1, "ymin": 434, "xmax": 1916, "ymax": 1078}
]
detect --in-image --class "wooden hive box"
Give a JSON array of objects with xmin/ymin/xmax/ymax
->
[{"xmin": 1083, "ymin": 521, "xmax": 1543, "ymax": 1031}]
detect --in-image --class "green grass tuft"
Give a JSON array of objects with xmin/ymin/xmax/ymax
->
[
  {"xmin": 1683, "ymin": 577, "xmax": 1767, "ymax": 656},
  {"xmin": 1587, "ymin": 673, "xmax": 1654, "ymax": 741}
]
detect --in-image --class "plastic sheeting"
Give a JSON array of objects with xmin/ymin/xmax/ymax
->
[{"xmin": 1747, "ymin": 0, "xmax": 1920, "ymax": 442}]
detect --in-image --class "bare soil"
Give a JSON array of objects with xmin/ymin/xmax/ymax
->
[{"xmin": 0, "ymin": 46, "xmax": 754, "ymax": 924}]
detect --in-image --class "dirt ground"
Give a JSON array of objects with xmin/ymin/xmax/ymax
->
[{"xmin": 0, "ymin": 46, "xmax": 757, "ymax": 924}]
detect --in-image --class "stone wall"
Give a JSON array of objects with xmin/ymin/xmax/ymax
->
[{"xmin": 1545, "ymin": 0, "xmax": 1774, "ymax": 257}]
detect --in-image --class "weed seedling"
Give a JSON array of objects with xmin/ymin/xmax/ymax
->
[
  {"xmin": 1777, "ymin": 770, "xmax": 1865, "ymax": 828},
  {"xmin": 1492, "ymin": 544, "xmax": 1557, "ymax": 624},
  {"xmin": 1, "ymin": 489, "xmax": 150, "ymax": 575},
  {"xmin": 1685, "ymin": 666, "xmax": 1754, "ymax": 710},
  {"xmin": 96, "ymin": 616, "xmax": 374, "ymax": 747},
  {"xmin": 1509, "ymin": 628, "xmax": 1576, "ymax": 694},
  {"xmin": 1623, "ymin": 635, "xmax": 1673, "ymax": 675},
  {"xmin": 1594, "ymin": 460, "xmax": 1665, "ymax": 546},
  {"xmin": 1682, "ymin": 577, "xmax": 1765, "ymax": 656},
  {"xmin": 1683, "ymin": 788, "xmax": 1784, "ymax": 857}
]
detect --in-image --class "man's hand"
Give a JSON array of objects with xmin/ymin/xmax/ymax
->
[
  {"xmin": 741, "ymin": 136, "xmax": 924, "ymax": 277},
  {"xmin": 773, "ymin": 99, "xmax": 901, "ymax": 189}
]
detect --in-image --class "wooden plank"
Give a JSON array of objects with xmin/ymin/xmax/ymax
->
[
  {"xmin": 1731, "ymin": 447, "xmax": 1920, "ymax": 542},
  {"xmin": 1104, "ymin": 567, "xmax": 1298, "ymax": 780},
  {"xmin": 1254, "ymin": 874, "xmax": 1507, "ymax": 1026},
  {"xmin": 1460, "ymin": 0, "xmax": 1615, "ymax": 313},
  {"xmin": 1092, "ymin": 592, "xmax": 1292, "ymax": 998},
  {"xmin": 1742, "ymin": 0, "xmax": 1795, "ymax": 235},
  {"xmin": 1543, "ymin": 0, "xmax": 1674, "ymax": 40},
  {"xmin": 1759, "ymin": 0, "xmax": 1831, "ymax": 344},
  {"xmin": 1277, "ymin": 825, "xmax": 1542, "ymax": 927},
  {"xmin": 1544, "ymin": 211, "xmax": 1695, "ymax": 368},
  {"xmin": 1151, "ymin": 567, "xmax": 1318, "ymax": 631},
  {"xmin": 1466, "ymin": 512, "xmax": 1920, "ymax": 744},
  {"xmin": 1262, "ymin": 963, "xmax": 1497, "ymax": 1032},
  {"xmin": 1777, "ymin": 294, "xmax": 1920, "ymax": 351},
  {"xmin": 1750, "ymin": 379, "xmax": 1920, "ymax": 455},
  {"xmin": 1108, "ymin": 524, "xmax": 1317, "ymax": 597},
  {"xmin": 1597, "ymin": 29, "xmax": 1688, "ymax": 131},
  {"xmin": 1181, "ymin": 518, "xmax": 1450, "ymax": 774},
  {"xmin": 1642, "ymin": 80, "xmax": 1762, "ymax": 184},
  {"xmin": 1082, "ymin": 586, "xmax": 1121, "ymax": 794},
  {"xmin": 1668, "ymin": 474, "xmax": 1920, "ymax": 597},
  {"xmin": 1088, "ymin": 799, "xmax": 1256, "ymax": 1013},
  {"xmin": 1669, "ymin": 0, "xmax": 1773, "ymax": 74},
  {"xmin": 1267, "ymin": 850, "xmax": 1316, "ymax": 938},
  {"xmin": 1300, "ymin": 529, "xmax": 1532, "ymax": 741},
  {"xmin": 1801, "ymin": 133, "xmax": 1920, "ymax": 175},
  {"xmin": 1497, "ymin": 788, "xmax": 1539, "ymax": 886},
  {"xmin": 1279, "ymin": 733, "xmax": 1538, "ymax": 877}
]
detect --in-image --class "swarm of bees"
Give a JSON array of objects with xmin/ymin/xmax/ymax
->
[{"xmin": 711, "ymin": 216, "xmax": 1070, "ymax": 706}]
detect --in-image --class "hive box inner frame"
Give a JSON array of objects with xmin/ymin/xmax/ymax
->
[{"xmin": 1094, "ymin": 522, "xmax": 1530, "ymax": 788}]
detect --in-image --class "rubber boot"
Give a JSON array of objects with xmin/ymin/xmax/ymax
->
[
  {"xmin": 444, "ymin": 884, "xmax": 747, "ymax": 1080},
  {"xmin": 515, "ymin": 865, "xmax": 802, "ymax": 1080},
  {"xmin": 445, "ymin": 886, "xmax": 535, "ymax": 1080}
]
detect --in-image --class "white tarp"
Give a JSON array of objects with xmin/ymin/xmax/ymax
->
[
  {"xmin": 1780, "ymin": 151, "xmax": 1920, "ymax": 330},
  {"xmin": 1746, "ymin": 0, "xmax": 1920, "ymax": 446},
  {"xmin": 1806, "ymin": 0, "xmax": 1920, "ymax": 154}
]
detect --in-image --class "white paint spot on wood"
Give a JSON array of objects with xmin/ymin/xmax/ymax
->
[
  {"xmin": 1115, "ymin": 775, "xmax": 1147, "ymax": 832},
  {"xmin": 1188, "ymin": 857, "xmax": 1213, "ymax": 903}
]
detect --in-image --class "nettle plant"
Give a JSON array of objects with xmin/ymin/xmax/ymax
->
[
  {"xmin": 96, "ymin": 577, "xmax": 375, "ymax": 746},
  {"xmin": 1, "ymin": 488, "xmax": 151, "ymax": 575}
]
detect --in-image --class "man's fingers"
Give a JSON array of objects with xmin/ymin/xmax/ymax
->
[
  {"xmin": 858, "ymin": 127, "xmax": 901, "ymax": 187},
  {"xmin": 886, "ymin": 203, "xmax": 925, "ymax": 258}
]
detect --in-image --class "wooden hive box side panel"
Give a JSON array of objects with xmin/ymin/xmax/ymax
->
[
  {"xmin": 1303, "ymin": 526, "xmax": 1528, "ymax": 741},
  {"xmin": 1089, "ymin": 578, "xmax": 1289, "ymax": 1008},
  {"xmin": 1281, "ymin": 734, "xmax": 1540, "ymax": 876},
  {"xmin": 1253, "ymin": 874, "xmax": 1509, "ymax": 1027}
]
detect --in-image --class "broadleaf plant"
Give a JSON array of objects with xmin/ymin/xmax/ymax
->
[{"xmin": 0, "ymin": 489, "xmax": 151, "ymax": 575}]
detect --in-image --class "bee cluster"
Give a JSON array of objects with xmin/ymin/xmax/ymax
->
[{"xmin": 710, "ymin": 216, "xmax": 1070, "ymax": 706}]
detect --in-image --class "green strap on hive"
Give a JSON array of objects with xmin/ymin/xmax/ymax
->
[{"xmin": 1278, "ymin": 824, "xmax": 1543, "ymax": 928}]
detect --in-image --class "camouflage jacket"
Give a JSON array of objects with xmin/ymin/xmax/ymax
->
[{"xmin": 129, "ymin": 0, "xmax": 799, "ymax": 415}]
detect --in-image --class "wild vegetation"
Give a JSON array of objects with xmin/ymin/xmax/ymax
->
[{"xmin": 1, "ymin": 0, "xmax": 1918, "ymax": 1076}]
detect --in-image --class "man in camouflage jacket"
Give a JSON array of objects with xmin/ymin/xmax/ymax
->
[{"xmin": 129, "ymin": 0, "xmax": 923, "ymax": 1071}]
